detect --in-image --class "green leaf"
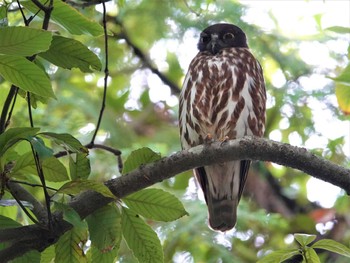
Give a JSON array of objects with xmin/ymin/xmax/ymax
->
[
  {"xmin": 11, "ymin": 250, "xmax": 41, "ymax": 263},
  {"xmin": 69, "ymin": 153, "xmax": 91, "ymax": 180},
  {"xmin": 312, "ymin": 239, "xmax": 350, "ymax": 258},
  {"xmin": 29, "ymin": 136, "xmax": 54, "ymax": 159},
  {"xmin": 0, "ymin": 214, "xmax": 21, "ymax": 229},
  {"xmin": 57, "ymin": 179, "xmax": 115, "ymax": 199},
  {"xmin": 335, "ymin": 83, "xmax": 350, "ymax": 115},
  {"xmin": 0, "ymin": 127, "xmax": 39, "ymax": 157},
  {"xmin": 123, "ymin": 147, "xmax": 161, "ymax": 174},
  {"xmin": 0, "ymin": 55, "xmax": 55, "ymax": 98},
  {"xmin": 89, "ymin": 245, "xmax": 119, "ymax": 263},
  {"xmin": 11, "ymin": 153, "xmax": 69, "ymax": 182},
  {"xmin": 40, "ymin": 245, "xmax": 55, "ymax": 263},
  {"xmin": 303, "ymin": 247, "xmax": 320, "ymax": 263},
  {"xmin": 42, "ymin": 157, "xmax": 69, "ymax": 182},
  {"xmin": 39, "ymin": 36, "xmax": 101, "ymax": 72},
  {"xmin": 325, "ymin": 26, "xmax": 350, "ymax": 34},
  {"xmin": 123, "ymin": 188, "xmax": 188, "ymax": 222},
  {"xmin": 55, "ymin": 223, "xmax": 88, "ymax": 263},
  {"xmin": 294, "ymin": 233, "xmax": 316, "ymax": 247},
  {"xmin": 54, "ymin": 202, "xmax": 85, "ymax": 229},
  {"xmin": 0, "ymin": 26, "xmax": 52, "ymax": 56},
  {"xmin": 39, "ymin": 132, "xmax": 87, "ymax": 153},
  {"xmin": 257, "ymin": 249, "xmax": 300, "ymax": 263},
  {"xmin": 86, "ymin": 204, "xmax": 122, "ymax": 252},
  {"xmin": 21, "ymin": 0, "xmax": 103, "ymax": 36},
  {"xmin": 122, "ymin": 207, "xmax": 164, "ymax": 263},
  {"xmin": 331, "ymin": 64, "xmax": 350, "ymax": 84}
]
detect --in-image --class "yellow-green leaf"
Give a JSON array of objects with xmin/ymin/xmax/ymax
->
[
  {"xmin": 21, "ymin": 0, "xmax": 103, "ymax": 36},
  {"xmin": 0, "ymin": 55, "xmax": 54, "ymax": 98},
  {"xmin": 0, "ymin": 26, "xmax": 52, "ymax": 56},
  {"xmin": 39, "ymin": 36, "xmax": 101, "ymax": 72},
  {"xmin": 122, "ymin": 207, "xmax": 163, "ymax": 263},
  {"xmin": 123, "ymin": 188, "xmax": 188, "ymax": 222},
  {"xmin": 57, "ymin": 179, "xmax": 115, "ymax": 199}
]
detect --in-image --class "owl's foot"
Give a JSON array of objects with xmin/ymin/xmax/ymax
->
[
  {"xmin": 204, "ymin": 133, "xmax": 214, "ymax": 144},
  {"xmin": 220, "ymin": 136, "xmax": 230, "ymax": 146}
]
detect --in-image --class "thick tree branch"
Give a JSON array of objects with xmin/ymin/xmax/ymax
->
[{"xmin": 1, "ymin": 137, "xmax": 349, "ymax": 261}]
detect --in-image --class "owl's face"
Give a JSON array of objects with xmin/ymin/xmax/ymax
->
[{"xmin": 197, "ymin": 23, "xmax": 248, "ymax": 55}]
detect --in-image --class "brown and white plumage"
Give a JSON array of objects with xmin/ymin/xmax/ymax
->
[{"xmin": 179, "ymin": 23, "xmax": 266, "ymax": 231}]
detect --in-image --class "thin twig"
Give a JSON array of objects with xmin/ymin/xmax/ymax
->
[
  {"xmin": 89, "ymin": 0, "xmax": 109, "ymax": 145},
  {"xmin": 27, "ymin": 93, "xmax": 34, "ymax": 127},
  {"xmin": 16, "ymin": 0, "xmax": 29, "ymax": 25},
  {"xmin": 0, "ymin": 86, "xmax": 17, "ymax": 134},
  {"xmin": 6, "ymin": 182, "xmax": 41, "ymax": 225},
  {"xmin": 182, "ymin": 0, "xmax": 201, "ymax": 17},
  {"xmin": 6, "ymin": 87, "xmax": 19, "ymax": 129},
  {"xmin": 31, "ymin": 146, "xmax": 53, "ymax": 230},
  {"xmin": 114, "ymin": 18, "xmax": 181, "ymax": 95},
  {"xmin": 64, "ymin": 0, "xmax": 111, "ymax": 8},
  {"xmin": 9, "ymin": 179, "xmax": 59, "ymax": 192}
]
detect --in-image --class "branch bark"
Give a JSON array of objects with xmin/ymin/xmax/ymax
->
[{"xmin": 0, "ymin": 137, "xmax": 349, "ymax": 261}]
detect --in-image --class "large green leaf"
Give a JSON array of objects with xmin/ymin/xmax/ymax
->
[
  {"xmin": 21, "ymin": 0, "xmax": 103, "ymax": 36},
  {"xmin": 123, "ymin": 147, "xmax": 161, "ymax": 174},
  {"xmin": 86, "ymin": 204, "xmax": 122, "ymax": 252},
  {"xmin": 39, "ymin": 132, "xmax": 87, "ymax": 153},
  {"xmin": 55, "ymin": 223, "xmax": 88, "ymax": 263},
  {"xmin": 40, "ymin": 36, "xmax": 101, "ymax": 72},
  {"xmin": 11, "ymin": 153, "xmax": 69, "ymax": 182},
  {"xmin": 123, "ymin": 188, "xmax": 188, "ymax": 222},
  {"xmin": 0, "ymin": 55, "xmax": 54, "ymax": 98},
  {"xmin": 69, "ymin": 153, "xmax": 91, "ymax": 180},
  {"xmin": 54, "ymin": 202, "xmax": 85, "ymax": 229},
  {"xmin": 0, "ymin": 26, "xmax": 52, "ymax": 56},
  {"xmin": 89, "ymin": 245, "xmax": 119, "ymax": 263},
  {"xmin": 312, "ymin": 239, "xmax": 350, "ymax": 258},
  {"xmin": 257, "ymin": 249, "xmax": 300, "ymax": 263},
  {"xmin": 325, "ymin": 26, "xmax": 350, "ymax": 34},
  {"xmin": 0, "ymin": 127, "xmax": 39, "ymax": 157},
  {"xmin": 40, "ymin": 245, "xmax": 55, "ymax": 263},
  {"xmin": 29, "ymin": 136, "xmax": 54, "ymax": 159},
  {"xmin": 57, "ymin": 179, "xmax": 115, "ymax": 198},
  {"xmin": 122, "ymin": 207, "xmax": 163, "ymax": 263}
]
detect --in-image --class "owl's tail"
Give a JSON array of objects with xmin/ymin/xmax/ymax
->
[{"xmin": 194, "ymin": 160, "xmax": 250, "ymax": 232}]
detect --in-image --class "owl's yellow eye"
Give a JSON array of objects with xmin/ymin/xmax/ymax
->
[{"xmin": 223, "ymin": 33, "xmax": 235, "ymax": 40}]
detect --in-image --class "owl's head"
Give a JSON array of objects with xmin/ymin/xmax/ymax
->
[{"xmin": 197, "ymin": 23, "xmax": 248, "ymax": 54}]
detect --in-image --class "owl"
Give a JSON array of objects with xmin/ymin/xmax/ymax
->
[{"xmin": 179, "ymin": 23, "xmax": 266, "ymax": 231}]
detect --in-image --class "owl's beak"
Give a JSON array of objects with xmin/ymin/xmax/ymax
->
[{"xmin": 209, "ymin": 34, "xmax": 220, "ymax": 54}]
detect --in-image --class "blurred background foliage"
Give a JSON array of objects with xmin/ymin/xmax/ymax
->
[{"xmin": 1, "ymin": 0, "xmax": 350, "ymax": 262}]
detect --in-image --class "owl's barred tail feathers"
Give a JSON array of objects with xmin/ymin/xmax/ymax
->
[
  {"xmin": 194, "ymin": 160, "xmax": 249, "ymax": 232},
  {"xmin": 207, "ymin": 197, "xmax": 238, "ymax": 231}
]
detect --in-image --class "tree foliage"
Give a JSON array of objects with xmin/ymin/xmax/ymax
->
[{"xmin": 0, "ymin": 0, "xmax": 350, "ymax": 262}]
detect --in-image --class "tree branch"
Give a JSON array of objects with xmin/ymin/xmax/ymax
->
[{"xmin": 1, "ymin": 137, "xmax": 349, "ymax": 261}]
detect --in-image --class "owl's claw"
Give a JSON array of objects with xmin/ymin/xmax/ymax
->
[
  {"xmin": 220, "ymin": 136, "xmax": 230, "ymax": 146},
  {"xmin": 204, "ymin": 133, "xmax": 214, "ymax": 144}
]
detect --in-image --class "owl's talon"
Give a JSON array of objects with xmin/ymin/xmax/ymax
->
[
  {"xmin": 204, "ymin": 133, "xmax": 214, "ymax": 144},
  {"xmin": 220, "ymin": 136, "xmax": 230, "ymax": 146}
]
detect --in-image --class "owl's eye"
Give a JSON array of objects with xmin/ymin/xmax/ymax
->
[
  {"xmin": 200, "ymin": 34, "xmax": 210, "ymax": 43},
  {"xmin": 223, "ymin": 33, "xmax": 235, "ymax": 40}
]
